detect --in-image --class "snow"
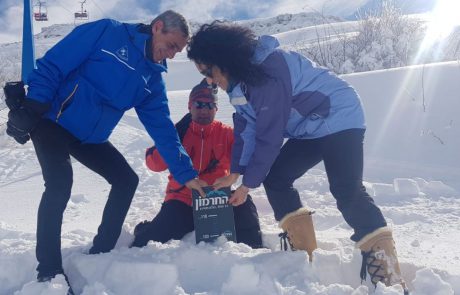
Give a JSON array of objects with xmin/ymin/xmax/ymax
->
[{"xmin": 1, "ymin": 16, "xmax": 460, "ymax": 295}]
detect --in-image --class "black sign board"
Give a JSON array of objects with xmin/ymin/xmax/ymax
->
[{"xmin": 192, "ymin": 186, "xmax": 237, "ymax": 244}]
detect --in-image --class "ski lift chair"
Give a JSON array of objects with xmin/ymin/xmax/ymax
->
[
  {"xmin": 74, "ymin": 10, "xmax": 89, "ymax": 20},
  {"xmin": 33, "ymin": 2, "xmax": 48, "ymax": 21},
  {"xmin": 34, "ymin": 12, "xmax": 48, "ymax": 21}
]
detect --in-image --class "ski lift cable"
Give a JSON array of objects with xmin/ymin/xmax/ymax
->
[
  {"xmin": 53, "ymin": 0, "xmax": 74, "ymax": 14},
  {"xmin": 88, "ymin": 0, "xmax": 107, "ymax": 17},
  {"xmin": 34, "ymin": 0, "xmax": 47, "ymax": 9},
  {"xmin": 34, "ymin": 0, "xmax": 45, "ymax": 9}
]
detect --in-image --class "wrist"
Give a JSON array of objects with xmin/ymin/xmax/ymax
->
[
  {"xmin": 238, "ymin": 184, "xmax": 250, "ymax": 193},
  {"xmin": 230, "ymin": 173, "xmax": 240, "ymax": 181}
]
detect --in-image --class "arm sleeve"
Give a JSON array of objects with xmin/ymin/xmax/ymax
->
[
  {"xmin": 230, "ymin": 112, "xmax": 250, "ymax": 175},
  {"xmin": 136, "ymin": 82, "xmax": 197, "ymax": 185},
  {"xmin": 241, "ymin": 80, "xmax": 291, "ymax": 188},
  {"xmin": 217, "ymin": 124, "xmax": 233, "ymax": 171},
  {"xmin": 27, "ymin": 19, "xmax": 113, "ymax": 104}
]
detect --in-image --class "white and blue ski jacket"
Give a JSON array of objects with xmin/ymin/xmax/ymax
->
[{"xmin": 228, "ymin": 35, "xmax": 366, "ymax": 188}]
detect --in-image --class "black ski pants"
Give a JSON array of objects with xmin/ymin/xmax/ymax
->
[
  {"xmin": 132, "ymin": 196, "xmax": 263, "ymax": 249},
  {"xmin": 263, "ymin": 128, "xmax": 387, "ymax": 242},
  {"xmin": 31, "ymin": 119, "xmax": 138, "ymax": 276}
]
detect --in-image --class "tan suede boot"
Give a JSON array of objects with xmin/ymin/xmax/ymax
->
[
  {"xmin": 279, "ymin": 208, "xmax": 317, "ymax": 261},
  {"xmin": 356, "ymin": 227, "xmax": 408, "ymax": 293}
]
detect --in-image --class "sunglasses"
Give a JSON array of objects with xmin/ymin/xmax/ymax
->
[{"xmin": 192, "ymin": 101, "xmax": 217, "ymax": 110}]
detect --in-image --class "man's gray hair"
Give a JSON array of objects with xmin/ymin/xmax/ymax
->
[{"xmin": 151, "ymin": 10, "xmax": 190, "ymax": 38}]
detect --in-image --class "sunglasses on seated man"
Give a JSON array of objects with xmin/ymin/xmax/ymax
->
[{"xmin": 193, "ymin": 101, "xmax": 217, "ymax": 110}]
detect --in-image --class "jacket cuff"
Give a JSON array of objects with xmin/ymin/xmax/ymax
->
[
  {"xmin": 242, "ymin": 176, "xmax": 261, "ymax": 189},
  {"xmin": 23, "ymin": 98, "xmax": 51, "ymax": 115},
  {"xmin": 174, "ymin": 169, "xmax": 198, "ymax": 185},
  {"xmin": 230, "ymin": 164, "xmax": 246, "ymax": 175}
]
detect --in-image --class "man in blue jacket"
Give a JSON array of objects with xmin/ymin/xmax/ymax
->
[{"xmin": 5, "ymin": 10, "xmax": 205, "ymax": 282}]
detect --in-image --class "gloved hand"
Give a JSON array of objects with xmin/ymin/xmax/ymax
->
[
  {"xmin": 5, "ymin": 96, "xmax": 50, "ymax": 144},
  {"xmin": 6, "ymin": 121, "xmax": 31, "ymax": 144},
  {"xmin": 6, "ymin": 107, "xmax": 40, "ymax": 144},
  {"xmin": 3, "ymin": 81, "xmax": 26, "ymax": 111}
]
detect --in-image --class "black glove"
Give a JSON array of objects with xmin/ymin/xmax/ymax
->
[
  {"xmin": 3, "ymin": 81, "xmax": 25, "ymax": 111},
  {"xmin": 6, "ymin": 107, "xmax": 40, "ymax": 144},
  {"xmin": 6, "ymin": 98, "xmax": 50, "ymax": 145},
  {"xmin": 6, "ymin": 120, "xmax": 30, "ymax": 144}
]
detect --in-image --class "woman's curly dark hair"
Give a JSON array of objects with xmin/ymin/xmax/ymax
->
[{"xmin": 187, "ymin": 21, "xmax": 268, "ymax": 86}]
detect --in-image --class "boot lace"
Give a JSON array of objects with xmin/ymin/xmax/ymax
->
[
  {"xmin": 279, "ymin": 210, "xmax": 315, "ymax": 252},
  {"xmin": 360, "ymin": 250, "xmax": 410, "ymax": 294},
  {"xmin": 279, "ymin": 231, "xmax": 291, "ymax": 251},
  {"xmin": 360, "ymin": 250, "xmax": 386, "ymax": 287}
]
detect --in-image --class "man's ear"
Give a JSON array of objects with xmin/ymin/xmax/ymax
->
[{"xmin": 152, "ymin": 20, "xmax": 164, "ymax": 34}]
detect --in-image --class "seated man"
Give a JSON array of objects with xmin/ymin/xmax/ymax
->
[{"xmin": 132, "ymin": 80, "xmax": 263, "ymax": 248}]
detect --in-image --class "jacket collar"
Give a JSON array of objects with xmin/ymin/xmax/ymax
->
[
  {"xmin": 227, "ymin": 82, "xmax": 248, "ymax": 106},
  {"xmin": 125, "ymin": 23, "xmax": 168, "ymax": 73},
  {"xmin": 190, "ymin": 120, "xmax": 218, "ymax": 137}
]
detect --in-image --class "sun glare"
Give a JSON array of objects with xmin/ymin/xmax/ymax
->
[
  {"xmin": 424, "ymin": 0, "xmax": 460, "ymax": 43},
  {"xmin": 376, "ymin": 0, "xmax": 460, "ymax": 154}
]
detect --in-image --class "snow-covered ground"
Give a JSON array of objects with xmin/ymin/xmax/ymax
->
[{"xmin": 1, "ymin": 17, "xmax": 460, "ymax": 295}]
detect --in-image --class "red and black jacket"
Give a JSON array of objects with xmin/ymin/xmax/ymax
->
[{"xmin": 145, "ymin": 114, "xmax": 234, "ymax": 206}]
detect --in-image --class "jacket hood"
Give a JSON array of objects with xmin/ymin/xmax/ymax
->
[
  {"xmin": 251, "ymin": 35, "xmax": 280, "ymax": 65},
  {"xmin": 227, "ymin": 35, "xmax": 279, "ymax": 101}
]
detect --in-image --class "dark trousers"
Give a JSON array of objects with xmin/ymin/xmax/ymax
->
[
  {"xmin": 132, "ymin": 196, "xmax": 263, "ymax": 249},
  {"xmin": 263, "ymin": 129, "xmax": 386, "ymax": 242},
  {"xmin": 31, "ymin": 119, "xmax": 138, "ymax": 276}
]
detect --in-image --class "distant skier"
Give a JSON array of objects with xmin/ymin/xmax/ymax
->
[
  {"xmin": 4, "ymin": 10, "xmax": 205, "ymax": 283},
  {"xmin": 132, "ymin": 79, "xmax": 263, "ymax": 249},
  {"xmin": 187, "ymin": 21, "xmax": 408, "ymax": 293}
]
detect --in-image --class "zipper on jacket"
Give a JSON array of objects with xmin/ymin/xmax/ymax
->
[
  {"xmin": 199, "ymin": 128, "xmax": 204, "ymax": 173},
  {"xmin": 56, "ymin": 84, "xmax": 79, "ymax": 122}
]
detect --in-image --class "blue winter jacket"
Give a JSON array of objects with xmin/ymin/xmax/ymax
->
[
  {"xmin": 26, "ymin": 19, "xmax": 197, "ymax": 184},
  {"xmin": 228, "ymin": 35, "xmax": 366, "ymax": 188}
]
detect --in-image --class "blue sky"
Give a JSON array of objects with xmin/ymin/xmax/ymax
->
[{"xmin": 0, "ymin": 0, "xmax": 437, "ymax": 44}]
